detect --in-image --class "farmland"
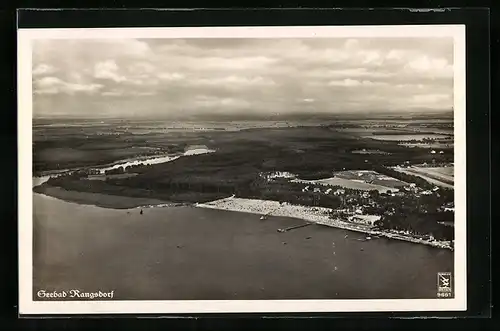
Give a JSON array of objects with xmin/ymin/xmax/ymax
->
[
  {"xmin": 298, "ymin": 177, "xmax": 395, "ymax": 193},
  {"xmin": 418, "ymin": 166, "xmax": 454, "ymax": 178},
  {"xmin": 34, "ymin": 115, "xmax": 456, "ymax": 248},
  {"xmin": 399, "ymin": 142, "xmax": 454, "ymax": 149},
  {"xmin": 351, "ymin": 149, "xmax": 390, "ymax": 155},
  {"xmin": 362, "ymin": 134, "xmax": 450, "ymax": 141},
  {"xmin": 293, "ymin": 169, "xmax": 407, "ymax": 193},
  {"xmin": 35, "ymin": 115, "xmax": 454, "ymax": 205},
  {"xmin": 392, "ymin": 166, "xmax": 454, "ymax": 189}
]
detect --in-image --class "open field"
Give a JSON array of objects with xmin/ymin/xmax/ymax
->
[
  {"xmin": 362, "ymin": 134, "xmax": 450, "ymax": 141},
  {"xmin": 87, "ymin": 174, "xmax": 138, "ymax": 181},
  {"xmin": 294, "ymin": 177, "xmax": 396, "ymax": 193},
  {"xmin": 404, "ymin": 166, "xmax": 454, "ymax": 184},
  {"xmin": 392, "ymin": 167, "xmax": 454, "ymax": 189},
  {"xmin": 417, "ymin": 166, "xmax": 454, "ymax": 178},
  {"xmin": 34, "ymin": 117, "xmax": 454, "ymax": 174},
  {"xmin": 401, "ymin": 127, "xmax": 454, "ymax": 135},
  {"xmin": 399, "ymin": 143, "xmax": 454, "ymax": 149},
  {"xmin": 34, "ymin": 117, "xmax": 453, "ymax": 209},
  {"xmin": 334, "ymin": 170, "xmax": 408, "ymax": 189},
  {"xmin": 351, "ymin": 149, "xmax": 390, "ymax": 155}
]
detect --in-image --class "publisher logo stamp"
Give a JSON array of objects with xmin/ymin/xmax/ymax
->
[{"xmin": 437, "ymin": 272, "xmax": 453, "ymax": 298}]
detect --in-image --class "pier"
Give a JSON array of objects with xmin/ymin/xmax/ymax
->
[{"xmin": 277, "ymin": 223, "xmax": 312, "ymax": 233}]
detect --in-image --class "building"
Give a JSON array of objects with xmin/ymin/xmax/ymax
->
[
  {"xmin": 444, "ymin": 202, "xmax": 454, "ymax": 208},
  {"xmin": 348, "ymin": 215, "xmax": 381, "ymax": 227},
  {"xmin": 403, "ymin": 183, "xmax": 418, "ymax": 193},
  {"xmin": 334, "ymin": 188, "xmax": 345, "ymax": 196},
  {"xmin": 265, "ymin": 171, "xmax": 296, "ymax": 180}
]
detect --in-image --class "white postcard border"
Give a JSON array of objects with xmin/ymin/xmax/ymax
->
[{"xmin": 18, "ymin": 25, "xmax": 467, "ymax": 315}]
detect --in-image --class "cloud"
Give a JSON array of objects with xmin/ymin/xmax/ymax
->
[
  {"xmin": 360, "ymin": 50, "xmax": 383, "ymax": 65},
  {"xmin": 327, "ymin": 79, "xmax": 387, "ymax": 87},
  {"xmin": 94, "ymin": 60, "xmax": 127, "ymax": 83},
  {"xmin": 33, "ymin": 64, "xmax": 57, "ymax": 76},
  {"xmin": 34, "ymin": 76, "xmax": 103, "ymax": 95},
  {"xmin": 101, "ymin": 90, "xmax": 123, "ymax": 97},
  {"xmin": 157, "ymin": 72, "xmax": 185, "ymax": 81},
  {"xmin": 187, "ymin": 56, "xmax": 277, "ymax": 71},
  {"xmin": 344, "ymin": 39, "xmax": 359, "ymax": 50},
  {"xmin": 405, "ymin": 55, "xmax": 453, "ymax": 79},
  {"xmin": 191, "ymin": 75, "xmax": 276, "ymax": 87},
  {"xmin": 192, "ymin": 95, "xmax": 251, "ymax": 109},
  {"xmin": 412, "ymin": 93, "xmax": 451, "ymax": 104},
  {"xmin": 32, "ymin": 37, "xmax": 454, "ymax": 117}
]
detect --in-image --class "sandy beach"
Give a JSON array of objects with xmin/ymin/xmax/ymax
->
[{"xmin": 196, "ymin": 197, "xmax": 453, "ymax": 250}]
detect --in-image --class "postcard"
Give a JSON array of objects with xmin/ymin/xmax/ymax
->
[{"xmin": 18, "ymin": 24, "xmax": 466, "ymax": 314}]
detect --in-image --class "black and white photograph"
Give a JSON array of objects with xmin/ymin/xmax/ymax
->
[{"xmin": 18, "ymin": 25, "xmax": 466, "ymax": 314}]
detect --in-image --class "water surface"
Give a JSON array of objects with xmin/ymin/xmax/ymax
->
[{"xmin": 33, "ymin": 193, "xmax": 453, "ymax": 301}]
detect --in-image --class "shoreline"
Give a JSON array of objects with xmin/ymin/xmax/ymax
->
[
  {"xmin": 33, "ymin": 185, "xmax": 178, "ymax": 209},
  {"xmin": 196, "ymin": 197, "xmax": 453, "ymax": 250},
  {"xmin": 34, "ymin": 148, "xmax": 215, "ymax": 177},
  {"xmin": 33, "ymin": 152, "xmax": 169, "ymax": 177},
  {"xmin": 33, "ymin": 184, "xmax": 453, "ymax": 251}
]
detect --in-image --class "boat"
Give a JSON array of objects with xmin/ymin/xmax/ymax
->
[
  {"xmin": 260, "ymin": 215, "xmax": 267, "ymax": 220},
  {"xmin": 344, "ymin": 234, "xmax": 348, "ymax": 239},
  {"xmin": 366, "ymin": 236, "xmax": 372, "ymax": 240}
]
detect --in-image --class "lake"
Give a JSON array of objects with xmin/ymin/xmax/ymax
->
[{"xmin": 33, "ymin": 193, "xmax": 454, "ymax": 301}]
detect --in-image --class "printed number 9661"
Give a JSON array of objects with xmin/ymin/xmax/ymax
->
[{"xmin": 437, "ymin": 292, "xmax": 452, "ymax": 298}]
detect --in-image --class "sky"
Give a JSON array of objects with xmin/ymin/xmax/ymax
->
[{"xmin": 32, "ymin": 37, "xmax": 454, "ymax": 118}]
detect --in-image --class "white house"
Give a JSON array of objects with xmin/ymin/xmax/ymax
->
[
  {"xmin": 349, "ymin": 215, "xmax": 381, "ymax": 227},
  {"xmin": 266, "ymin": 171, "xmax": 295, "ymax": 180},
  {"xmin": 334, "ymin": 189, "xmax": 345, "ymax": 195}
]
